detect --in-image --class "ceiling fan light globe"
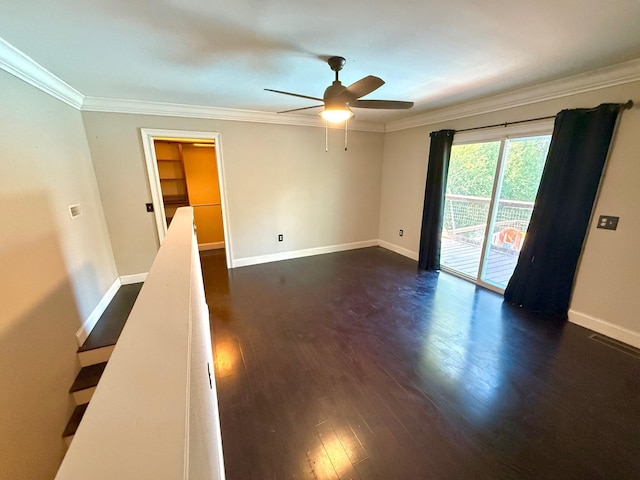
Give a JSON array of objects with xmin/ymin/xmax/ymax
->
[{"xmin": 320, "ymin": 107, "xmax": 353, "ymax": 123}]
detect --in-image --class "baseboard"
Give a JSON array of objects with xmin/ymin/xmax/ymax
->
[
  {"xmin": 198, "ymin": 241, "xmax": 224, "ymax": 251},
  {"xmin": 568, "ymin": 309, "xmax": 640, "ymax": 349},
  {"xmin": 232, "ymin": 240, "xmax": 379, "ymax": 268},
  {"xmin": 377, "ymin": 240, "xmax": 419, "ymax": 261},
  {"xmin": 120, "ymin": 273, "xmax": 148, "ymax": 285},
  {"xmin": 76, "ymin": 278, "xmax": 121, "ymax": 346}
]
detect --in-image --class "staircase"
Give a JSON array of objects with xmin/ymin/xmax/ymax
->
[{"xmin": 62, "ymin": 282, "xmax": 143, "ymax": 446}]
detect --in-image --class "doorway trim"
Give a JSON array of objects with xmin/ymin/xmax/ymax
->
[{"xmin": 140, "ymin": 128, "xmax": 234, "ymax": 268}]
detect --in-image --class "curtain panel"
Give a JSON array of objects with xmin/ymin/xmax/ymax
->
[
  {"xmin": 504, "ymin": 103, "xmax": 623, "ymax": 318},
  {"xmin": 418, "ymin": 129, "xmax": 455, "ymax": 270}
]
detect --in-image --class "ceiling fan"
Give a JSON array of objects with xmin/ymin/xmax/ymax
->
[{"xmin": 265, "ymin": 56, "xmax": 414, "ymax": 122}]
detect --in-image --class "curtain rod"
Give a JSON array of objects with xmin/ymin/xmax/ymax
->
[{"xmin": 455, "ymin": 100, "xmax": 634, "ymax": 134}]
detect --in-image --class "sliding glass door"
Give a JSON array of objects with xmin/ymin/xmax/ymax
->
[{"xmin": 440, "ymin": 134, "xmax": 551, "ymax": 291}]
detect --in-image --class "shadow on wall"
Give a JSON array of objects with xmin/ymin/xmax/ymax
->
[{"xmin": 0, "ymin": 193, "xmax": 83, "ymax": 480}]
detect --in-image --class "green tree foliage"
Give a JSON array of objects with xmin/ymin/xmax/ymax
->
[
  {"xmin": 446, "ymin": 137, "xmax": 550, "ymax": 202},
  {"xmin": 500, "ymin": 137, "xmax": 550, "ymax": 202},
  {"xmin": 446, "ymin": 142, "xmax": 499, "ymax": 198}
]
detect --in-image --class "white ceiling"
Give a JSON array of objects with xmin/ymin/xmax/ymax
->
[{"xmin": 2, "ymin": 0, "xmax": 640, "ymax": 123}]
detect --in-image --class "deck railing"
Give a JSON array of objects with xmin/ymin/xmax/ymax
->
[{"xmin": 443, "ymin": 194, "xmax": 534, "ymax": 246}]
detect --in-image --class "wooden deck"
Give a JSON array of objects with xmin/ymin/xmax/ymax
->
[{"xmin": 441, "ymin": 237, "xmax": 519, "ymax": 287}]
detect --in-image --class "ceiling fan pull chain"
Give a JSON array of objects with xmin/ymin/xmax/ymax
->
[
  {"xmin": 325, "ymin": 120, "xmax": 329, "ymax": 152},
  {"xmin": 344, "ymin": 119, "xmax": 348, "ymax": 151}
]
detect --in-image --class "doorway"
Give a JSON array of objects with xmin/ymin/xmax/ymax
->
[
  {"xmin": 440, "ymin": 131, "xmax": 551, "ymax": 291},
  {"xmin": 140, "ymin": 129, "xmax": 232, "ymax": 268}
]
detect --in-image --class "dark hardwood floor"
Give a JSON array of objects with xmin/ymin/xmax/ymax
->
[
  {"xmin": 78, "ymin": 282, "xmax": 143, "ymax": 351},
  {"xmin": 200, "ymin": 247, "xmax": 640, "ymax": 480}
]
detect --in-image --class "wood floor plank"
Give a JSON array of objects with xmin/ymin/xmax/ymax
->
[{"xmin": 200, "ymin": 247, "xmax": 640, "ymax": 480}]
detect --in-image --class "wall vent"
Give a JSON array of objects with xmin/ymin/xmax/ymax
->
[
  {"xmin": 68, "ymin": 204, "xmax": 83, "ymax": 219},
  {"xmin": 589, "ymin": 334, "xmax": 640, "ymax": 359}
]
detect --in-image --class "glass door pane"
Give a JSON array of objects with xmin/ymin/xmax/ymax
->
[
  {"xmin": 441, "ymin": 142, "xmax": 501, "ymax": 279},
  {"xmin": 481, "ymin": 136, "xmax": 550, "ymax": 288}
]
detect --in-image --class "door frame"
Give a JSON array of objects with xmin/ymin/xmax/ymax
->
[{"xmin": 140, "ymin": 128, "xmax": 234, "ymax": 268}]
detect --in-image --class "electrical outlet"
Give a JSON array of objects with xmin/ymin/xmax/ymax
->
[
  {"xmin": 278, "ymin": 234, "xmax": 283, "ymax": 242},
  {"xmin": 597, "ymin": 215, "xmax": 619, "ymax": 230},
  {"xmin": 399, "ymin": 229, "xmax": 404, "ymax": 237}
]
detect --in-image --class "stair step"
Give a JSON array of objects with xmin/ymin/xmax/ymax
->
[
  {"xmin": 70, "ymin": 361, "xmax": 108, "ymax": 392},
  {"xmin": 63, "ymin": 403, "xmax": 89, "ymax": 440},
  {"xmin": 78, "ymin": 283, "xmax": 142, "ymax": 354},
  {"xmin": 78, "ymin": 345, "xmax": 115, "ymax": 367},
  {"xmin": 69, "ymin": 362, "xmax": 107, "ymax": 404},
  {"xmin": 64, "ymin": 284, "xmax": 143, "ymax": 447}
]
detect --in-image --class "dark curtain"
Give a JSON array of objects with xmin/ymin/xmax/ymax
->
[
  {"xmin": 418, "ymin": 129, "xmax": 455, "ymax": 270},
  {"xmin": 504, "ymin": 103, "xmax": 623, "ymax": 318}
]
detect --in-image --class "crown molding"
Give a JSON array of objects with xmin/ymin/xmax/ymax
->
[
  {"xmin": 385, "ymin": 58, "xmax": 640, "ymax": 132},
  {"xmin": 3, "ymin": 34, "xmax": 637, "ymax": 134},
  {"xmin": 0, "ymin": 37, "xmax": 84, "ymax": 109},
  {"xmin": 81, "ymin": 96, "xmax": 385, "ymax": 133}
]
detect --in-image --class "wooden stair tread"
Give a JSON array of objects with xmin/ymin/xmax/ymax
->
[
  {"xmin": 78, "ymin": 283, "xmax": 143, "ymax": 352},
  {"xmin": 69, "ymin": 362, "xmax": 107, "ymax": 393},
  {"xmin": 62, "ymin": 403, "xmax": 88, "ymax": 438}
]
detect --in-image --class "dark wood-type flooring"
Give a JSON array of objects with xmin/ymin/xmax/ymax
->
[
  {"xmin": 78, "ymin": 282, "xmax": 143, "ymax": 351},
  {"xmin": 200, "ymin": 247, "xmax": 640, "ymax": 480}
]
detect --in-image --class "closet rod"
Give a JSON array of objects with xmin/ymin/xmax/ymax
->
[{"xmin": 455, "ymin": 100, "xmax": 633, "ymax": 134}]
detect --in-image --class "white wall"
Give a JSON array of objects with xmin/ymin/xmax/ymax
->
[
  {"xmin": 379, "ymin": 81, "xmax": 640, "ymax": 346},
  {"xmin": 569, "ymin": 102, "xmax": 640, "ymax": 346},
  {"xmin": 82, "ymin": 111, "xmax": 385, "ymax": 274},
  {"xmin": 0, "ymin": 71, "xmax": 118, "ymax": 480}
]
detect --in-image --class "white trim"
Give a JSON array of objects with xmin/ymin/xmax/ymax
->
[
  {"xmin": 569, "ymin": 309, "xmax": 640, "ymax": 349},
  {"xmin": 83, "ymin": 96, "xmax": 385, "ymax": 133},
  {"xmin": 232, "ymin": 240, "xmax": 379, "ymax": 268},
  {"xmin": 377, "ymin": 240, "xmax": 419, "ymax": 261},
  {"xmin": 198, "ymin": 242, "xmax": 224, "ymax": 251},
  {"xmin": 213, "ymin": 134, "xmax": 234, "ymax": 269},
  {"xmin": 0, "ymin": 37, "xmax": 84, "ymax": 109},
  {"xmin": 120, "ymin": 273, "xmax": 148, "ymax": 285},
  {"xmin": 2, "ymin": 32, "xmax": 637, "ymax": 133},
  {"xmin": 76, "ymin": 278, "xmax": 121, "ymax": 346},
  {"xmin": 2, "ymin": 36, "xmax": 637, "ymax": 135},
  {"xmin": 385, "ymin": 58, "xmax": 640, "ymax": 132},
  {"xmin": 140, "ymin": 129, "xmax": 234, "ymax": 269},
  {"xmin": 140, "ymin": 129, "xmax": 168, "ymax": 243}
]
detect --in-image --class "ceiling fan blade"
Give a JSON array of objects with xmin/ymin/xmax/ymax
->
[
  {"xmin": 265, "ymin": 88, "xmax": 323, "ymax": 102},
  {"xmin": 278, "ymin": 105, "xmax": 324, "ymax": 114},
  {"xmin": 351, "ymin": 99, "xmax": 414, "ymax": 109},
  {"xmin": 340, "ymin": 75, "xmax": 385, "ymax": 100}
]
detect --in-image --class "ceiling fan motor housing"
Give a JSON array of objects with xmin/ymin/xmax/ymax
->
[
  {"xmin": 327, "ymin": 56, "xmax": 346, "ymax": 72},
  {"xmin": 324, "ymin": 81, "xmax": 348, "ymax": 105}
]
